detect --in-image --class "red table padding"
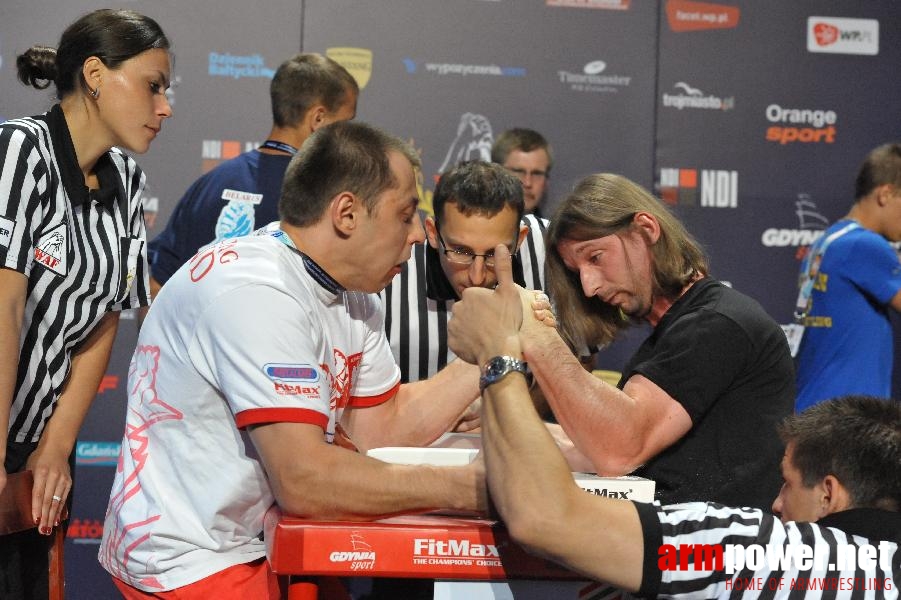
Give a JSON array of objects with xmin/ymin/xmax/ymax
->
[{"xmin": 264, "ymin": 507, "xmax": 582, "ymax": 581}]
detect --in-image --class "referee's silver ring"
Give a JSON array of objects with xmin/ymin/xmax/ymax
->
[{"xmin": 51, "ymin": 495, "xmax": 62, "ymax": 502}]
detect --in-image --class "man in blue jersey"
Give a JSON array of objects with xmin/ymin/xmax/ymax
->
[
  {"xmin": 794, "ymin": 142, "xmax": 901, "ymax": 411},
  {"xmin": 147, "ymin": 53, "xmax": 358, "ymax": 297}
]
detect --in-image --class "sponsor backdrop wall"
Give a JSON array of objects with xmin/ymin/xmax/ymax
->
[{"xmin": 0, "ymin": 1, "xmax": 899, "ymax": 597}]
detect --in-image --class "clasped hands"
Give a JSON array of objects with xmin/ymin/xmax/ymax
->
[{"xmin": 448, "ymin": 245, "xmax": 555, "ymax": 368}]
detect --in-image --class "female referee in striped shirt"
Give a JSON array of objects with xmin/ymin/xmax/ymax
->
[{"xmin": 0, "ymin": 9, "xmax": 172, "ymax": 598}]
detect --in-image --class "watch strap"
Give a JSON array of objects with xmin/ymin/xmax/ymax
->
[{"xmin": 479, "ymin": 355, "xmax": 528, "ymax": 392}]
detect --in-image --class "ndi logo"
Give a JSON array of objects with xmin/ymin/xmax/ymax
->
[
  {"xmin": 76, "ymin": 441, "xmax": 121, "ymax": 467},
  {"xmin": 659, "ymin": 168, "xmax": 738, "ymax": 208}
]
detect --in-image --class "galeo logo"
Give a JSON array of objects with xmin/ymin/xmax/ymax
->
[
  {"xmin": 208, "ymin": 52, "xmax": 275, "ymax": 79},
  {"xmin": 326, "ymin": 47, "xmax": 373, "ymax": 89},
  {"xmin": 558, "ymin": 60, "xmax": 631, "ymax": 94},
  {"xmin": 659, "ymin": 168, "xmax": 738, "ymax": 208},
  {"xmin": 765, "ymin": 104, "xmax": 837, "ymax": 145},
  {"xmin": 662, "ymin": 82, "xmax": 734, "ymax": 111},
  {"xmin": 76, "ymin": 441, "xmax": 121, "ymax": 467},
  {"xmin": 807, "ymin": 17, "xmax": 879, "ymax": 56}
]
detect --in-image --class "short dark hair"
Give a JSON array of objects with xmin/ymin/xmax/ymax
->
[
  {"xmin": 279, "ymin": 121, "xmax": 419, "ymax": 227},
  {"xmin": 779, "ymin": 395, "xmax": 901, "ymax": 511},
  {"xmin": 433, "ymin": 161, "xmax": 524, "ymax": 225},
  {"xmin": 854, "ymin": 143, "xmax": 901, "ymax": 201},
  {"xmin": 491, "ymin": 128, "xmax": 554, "ymax": 174},
  {"xmin": 16, "ymin": 9, "xmax": 169, "ymax": 99},
  {"xmin": 270, "ymin": 53, "xmax": 358, "ymax": 128}
]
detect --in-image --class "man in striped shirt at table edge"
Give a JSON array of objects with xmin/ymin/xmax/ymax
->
[
  {"xmin": 380, "ymin": 160, "xmax": 591, "ymax": 428},
  {"xmin": 447, "ymin": 252, "xmax": 899, "ymax": 597}
]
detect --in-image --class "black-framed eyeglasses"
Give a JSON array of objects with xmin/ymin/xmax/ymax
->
[{"xmin": 435, "ymin": 227, "xmax": 518, "ymax": 268}]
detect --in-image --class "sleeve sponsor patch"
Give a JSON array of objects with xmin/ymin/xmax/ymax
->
[
  {"xmin": 0, "ymin": 215, "xmax": 15, "ymax": 250},
  {"xmin": 263, "ymin": 363, "xmax": 320, "ymax": 382}
]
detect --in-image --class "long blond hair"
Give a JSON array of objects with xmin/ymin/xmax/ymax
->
[{"xmin": 547, "ymin": 173, "xmax": 708, "ymax": 348}]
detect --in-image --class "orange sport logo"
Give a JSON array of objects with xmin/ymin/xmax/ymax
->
[{"xmin": 764, "ymin": 103, "xmax": 837, "ymax": 145}]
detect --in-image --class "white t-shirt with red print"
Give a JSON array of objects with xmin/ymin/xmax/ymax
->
[{"xmin": 99, "ymin": 233, "xmax": 400, "ymax": 592}]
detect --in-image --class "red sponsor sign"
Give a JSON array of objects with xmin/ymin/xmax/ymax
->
[
  {"xmin": 266, "ymin": 509, "xmax": 581, "ymax": 580},
  {"xmin": 98, "ymin": 374, "xmax": 119, "ymax": 394},
  {"xmin": 666, "ymin": 0, "xmax": 740, "ymax": 32}
]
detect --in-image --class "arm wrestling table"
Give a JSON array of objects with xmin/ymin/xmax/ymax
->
[{"xmin": 263, "ymin": 507, "xmax": 596, "ymax": 600}]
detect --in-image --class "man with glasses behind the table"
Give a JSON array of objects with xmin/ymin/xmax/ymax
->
[
  {"xmin": 374, "ymin": 158, "xmax": 550, "ymax": 600},
  {"xmin": 380, "ymin": 161, "xmax": 552, "ymax": 425}
]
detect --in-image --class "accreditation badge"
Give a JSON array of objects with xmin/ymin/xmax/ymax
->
[{"xmin": 781, "ymin": 323, "xmax": 805, "ymax": 358}]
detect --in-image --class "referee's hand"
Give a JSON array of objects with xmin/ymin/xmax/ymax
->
[{"xmin": 448, "ymin": 245, "xmax": 523, "ymax": 366}]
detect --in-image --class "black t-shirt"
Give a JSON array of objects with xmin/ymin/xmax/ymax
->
[{"xmin": 625, "ymin": 278, "xmax": 795, "ymax": 509}]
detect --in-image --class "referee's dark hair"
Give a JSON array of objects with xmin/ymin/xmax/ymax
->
[
  {"xmin": 279, "ymin": 121, "xmax": 420, "ymax": 227},
  {"xmin": 16, "ymin": 8, "xmax": 169, "ymax": 99},
  {"xmin": 433, "ymin": 160, "xmax": 524, "ymax": 225},
  {"xmin": 779, "ymin": 395, "xmax": 901, "ymax": 511}
]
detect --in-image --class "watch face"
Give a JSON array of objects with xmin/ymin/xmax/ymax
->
[{"xmin": 485, "ymin": 357, "xmax": 507, "ymax": 378}]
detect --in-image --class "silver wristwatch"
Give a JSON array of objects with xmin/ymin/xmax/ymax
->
[{"xmin": 479, "ymin": 356, "xmax": 528, "ymax": 392}]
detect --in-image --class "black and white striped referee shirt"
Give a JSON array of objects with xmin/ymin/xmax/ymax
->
[
  {"xmin": 0, "ymin": 105, "xmax": 150, "ymax": 444},
  {"xmin": 635, "ymin": 501, "xmax": 900, "ymax": 598},
  {"xmin": 381, "ymin": 213, "xmax": 548, "ymax": 383}
]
